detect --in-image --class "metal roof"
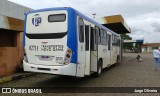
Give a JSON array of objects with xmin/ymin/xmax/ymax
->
[
  {"xmin": 124, "ymin": 40, "xmax": 144, "ymax": 43},
  {"xmin": 96, "ymin": 15, "xmax": 131, "ymax": 34}
]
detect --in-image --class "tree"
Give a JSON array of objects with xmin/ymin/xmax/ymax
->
[
  {"xmin": 120, "ymin": 34, "xmax": 132, "ymax": 40},
  {"xmin": 121, "ymin": 34, "xmax": 133, "ymax": 50}
]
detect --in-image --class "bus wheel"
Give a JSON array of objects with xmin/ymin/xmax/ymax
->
[
  {"xmin": 95, "ymin": 60, "xmax": 102, "ymax": 77},
  {"xmin": 116, "ymin": 56, "xmax": 120, "ymax": 65}
]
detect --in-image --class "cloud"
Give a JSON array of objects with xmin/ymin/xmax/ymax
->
[
  {"xmin": 126, "ymin": 11, "xmax": 160, "ymax": 43},
  {"xmin": 8, "ymin": 0, "xmax": 160, "ymax": 43},
  {"xmin": 151, "ymin": 22, "xmax": 160, "ymax": 32}
]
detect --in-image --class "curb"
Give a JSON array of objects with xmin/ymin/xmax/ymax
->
[
  {"xmin": 0, "ymin": 77, "xmax": 12, "ymax": 83},
  {"xmin": 0, "ymin": 73, "xmax": 37, "ymax": 84}
]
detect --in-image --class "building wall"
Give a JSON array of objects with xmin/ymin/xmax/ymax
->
[
  {"xmin": 142, "ymin": 46, "xmax": 160, "ymax": 53},
  {"xmin": 0, "ymin": 29, "xmax": 22, "ymax": 76},
  {"xmin": 142, "ymin": 47, "xmax": 147, "ymax": 53},
  {"xmin": 0, "ymin": 0, "xmax": 32, "ymax": 31},
  {"xmin": 0, "ymin": 47, "xmax": 19, "ymax": 76},
  {"xmin": 0, "ymin": 0, "xmax": 32, "ymax": 20},
  {"xmin": 0, "ymin": 15, "xmax": 24, "ymax": 31},
  {"xmin": 0, "ymin": 0, "xmax": 31, "ymax": 76}
]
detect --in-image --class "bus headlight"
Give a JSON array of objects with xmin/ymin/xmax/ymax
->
[{"xmin": 64, "ymin": 48, "xmax": 72, "ymax": 65}]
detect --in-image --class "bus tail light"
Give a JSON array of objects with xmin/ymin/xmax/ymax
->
[
  {"xmin": 64, "ymin": 48, "xmax": 72, "ymax": 65},
  {"xmin": 23, "ymin": 48, "xmax": 28, "ymax": 63}
]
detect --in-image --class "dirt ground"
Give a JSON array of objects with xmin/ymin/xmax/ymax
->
[{"xmin": 1, "ymin": 53, "xmax": 160, "ymax": 96}]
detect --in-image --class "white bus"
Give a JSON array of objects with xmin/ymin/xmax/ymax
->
[{"xmin": 23, "ymin": 7, "xmax": 122, "ymax": 77}]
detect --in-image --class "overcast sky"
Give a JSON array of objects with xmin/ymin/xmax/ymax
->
[{"xmin": 8, "ymin": 0, "xmax": 160, "ymax": 43}]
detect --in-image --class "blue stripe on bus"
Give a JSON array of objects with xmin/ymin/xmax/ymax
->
[
  {"xmin": 25, "ymin": 7, "xmax": 69, "ymax": 15},
  {"xmin": 23, "ymin": 13, "xmax": 27, "ymax": 48},
  {"xmin": 67, "ymin": 8, "xmax": 78, "ymax": 64}
]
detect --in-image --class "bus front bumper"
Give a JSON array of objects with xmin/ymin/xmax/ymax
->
[{"xmin": 23, "ymin": 60, "xmax": 77, "ymax": 76}]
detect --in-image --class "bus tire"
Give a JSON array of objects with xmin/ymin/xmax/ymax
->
[
  {"xmin": 95, "ymin": 60, "xmax": 102, "ymax": 77},
  {"xmin": 116, "ymin": 56, "xmax": 120, "ymax": 65}
]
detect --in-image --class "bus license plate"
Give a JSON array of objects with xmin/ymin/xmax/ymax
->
[{"xmin": 40, "ymin": 56, "xmax": 50, "ymax": 61}]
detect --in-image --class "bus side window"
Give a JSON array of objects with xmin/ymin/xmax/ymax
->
[
  {"xmin": 108, "ymin": 34, "xmax": 111, "ymax": 50},
  {"xmin": 112, "ymin": 35, "xmax": 114, "ymax": 46},
  {"xmin": 85, "ymin": 25, "xmax": 89, "ymax": 51},
  {"xmin": 117, "ymin": 39, "xmax": 120, "ymax": 46},
  {"xmin": 117, "ymin": 37, "xmax": 121, "ymax": 46},
  {"xmin": 118, "ymin": 39, "xmax": 121, "ymax": 47},
  {"xmin": 78, "ymin": 18, "xmax": 84, "ymax": 43},
  {"xmin": 91, "ymin": 27, "xmax": 96, "ymax": 51},
  {"xmin": 104, "ymin": 31, "xmax": 107, "ymax": 46},
  {"xmin": 115, "ymin": 36, "xmax": 117, "ymax": 46},
  {"xmin": 100, "ymin": 29, "xmax": 104, "ymax": 45},
  {"xmin": 95, "ymin": 27, "xmax": 100, "ymax": 45},
  {"xmin": 106, "ymin": 31, "xmax": 108, "ymax": 46}
]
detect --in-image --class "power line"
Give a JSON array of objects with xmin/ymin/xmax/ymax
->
[
  {"xmin": 56, "ymin": 0, "xmax": 92, "ymax": 18},
  {"xmin": 57, "ymin": 0, "xmax": 70, "ymax": 7}
]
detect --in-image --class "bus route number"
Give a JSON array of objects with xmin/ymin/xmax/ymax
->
[{"xmin": 29, "ymin": 45, "xmax": 38, "ymax": 51}]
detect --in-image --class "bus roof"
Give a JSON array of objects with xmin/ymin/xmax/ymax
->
[{"xmin": 25, "ymin": 7, "xmax": 119, "ymax": 36}]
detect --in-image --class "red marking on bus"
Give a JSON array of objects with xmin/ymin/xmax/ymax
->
[{"xmin": 41, "ymin": 42, "xmax": 48, "ymax": 44}]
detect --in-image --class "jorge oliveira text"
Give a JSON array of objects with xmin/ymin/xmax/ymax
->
[{"xmin": 134, "ymin": 88, "xmax": 157, "ymax": 93}]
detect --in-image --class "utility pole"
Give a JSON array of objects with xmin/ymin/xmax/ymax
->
[{"xmin": 92, "ymin": 13, "xmax": 96, "ymax": 18}]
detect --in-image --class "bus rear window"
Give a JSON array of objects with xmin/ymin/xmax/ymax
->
[{"xmin": 48, "ymin": 14, "xmax": 66, "ymax": 22}]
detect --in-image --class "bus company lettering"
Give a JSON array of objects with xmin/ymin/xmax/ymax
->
[
  {"xmin": 41, "ymin": 45, "xmax": 64, "ymax": 51},
  {"xmin": 29, "ymin": 45, "xmax": 64, "ymax": 51}
]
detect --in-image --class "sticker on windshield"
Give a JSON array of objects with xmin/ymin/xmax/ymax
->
[{"xmin": 32, "ymin": 14, "xmax": 42, "ymax": 27}]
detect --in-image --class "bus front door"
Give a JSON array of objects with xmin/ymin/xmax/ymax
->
[
  {"xmin": 76, "ymin": 17, "xmax": 86, "ymax": 77},
  {"xmin": 90, "ymin": 27, "xmax": 98, "ymax": 73}
]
